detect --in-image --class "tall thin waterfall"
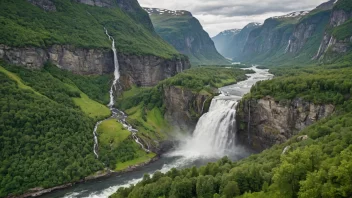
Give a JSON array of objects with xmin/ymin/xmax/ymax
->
[
  {"xmin": 92, "ymin": 28, "xmax": 149, "ymax": 159},
  {"xmin": 104, "ymin": 28, "xmax": 120, "ymax": 108}
]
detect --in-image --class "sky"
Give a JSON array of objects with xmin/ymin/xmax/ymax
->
[{"xmin": 138, "ymin": 0, "xmax": 329, "ymax": 37}]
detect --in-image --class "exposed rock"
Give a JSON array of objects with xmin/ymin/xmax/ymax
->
[
  {"xmin": 287, "ymin": 10, "xmax": 331, "ymax": 54},
  {"xmin": 315, "ymin": 9, "xmax": 352, "ymax": 59},
  {"xmin": 297, "ymin": 135, "xmax": 309, "ymax": 141},
  {"xmin": 119, "ymin": 54, "xmax": 190, "ymax": 87},
  {"xmin": 241, "ymin": 18, "xmax": 293, "ymax": 61},
  {"xmin": 0, "ymin": 45, "xmax": 190, "ymax": 87},
  {"xmin": 237, "ymin": 97, "xmax": 335, "ymax": 151},
  {"xmin": 74, "ymin": 0, "xmax": 115, "ymax": 8},
  {"xmin": 27, "ymin": 0, "xmax": 56, "ymax": 12},
  {"xmin": 163, "ymin": 86, "xmax": 213, "ymax": 132}
]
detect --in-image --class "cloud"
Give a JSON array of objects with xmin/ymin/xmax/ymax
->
[{"xmin": 138, "ymin": 0, "xmax": 329, "ymax": 36}]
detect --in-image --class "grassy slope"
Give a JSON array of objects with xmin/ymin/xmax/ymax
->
[
  {"xmin": 0, "ymin": 64, "xmax": 153, "ymax": 196},
  {"xmin": 150, "ymin": 14, "xmax": 229, "ymax": 65},
  {"xmin": 0, "ymin": 65, "xmax": 104, "ymax": 196},
  {"xmin": 0, "ymin": 0, "xmax": 179, "ymax": 59},
  {"xmin": 65, "ymin": 83, "xmax": 111, "ymax": 120},
  {"xmin": 111, "ymin": 63, "xmax": 352, "ymax": 198}
]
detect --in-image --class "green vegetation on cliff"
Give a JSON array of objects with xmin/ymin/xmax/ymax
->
[
  {"xmin": 111, "ymin": 64, "xmax": 352, "ymax": 198},
  {"xmin": 248, "ymin": 65, "xmax": 352, "ymax": 105},
  {"xmin": 0, "ymin": 0, "xmax": 179, "ymax": 59},
  {"xmin": 147, "ymin": 9, "xmax": 229, "ymax": 65}
]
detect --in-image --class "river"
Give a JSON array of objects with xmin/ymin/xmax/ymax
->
[{"xmin": 40, "ymin": 66, "xmax": 273, "ymax": 198}]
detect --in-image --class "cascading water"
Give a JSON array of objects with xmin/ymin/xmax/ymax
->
[
  {"xmin": 42, "ymin": 66, "xmax": 274, "ymax": 198},
  {"xmin": 92, "ymin": 28, "xmax": 149, "ymax": 159},
  {"xmin": 169, "ymin": 66, "xmax": 274, "ymax": 159}
]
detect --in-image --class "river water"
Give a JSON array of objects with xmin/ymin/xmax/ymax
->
[{"xmin": 40, "ymin": 66, "xmax": 273, "ymax": 198}]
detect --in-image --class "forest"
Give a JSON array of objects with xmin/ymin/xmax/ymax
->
[{"xmin": 111, "ymin": 64, "xmax": 352, "ymax": 198}]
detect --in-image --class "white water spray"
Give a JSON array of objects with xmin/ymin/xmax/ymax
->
[{"xmin": 285, "ymin": 40, "xmax": 291, "ymax": 53}]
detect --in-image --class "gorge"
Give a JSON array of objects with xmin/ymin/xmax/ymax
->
[{"xmin": 39, "ymin": 66, "xmax": 273, "ymax": 198}]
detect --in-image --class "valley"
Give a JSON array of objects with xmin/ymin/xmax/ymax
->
[{"xmin": 0, "ymin": 0, "xmax": 352, "ymax": 198}]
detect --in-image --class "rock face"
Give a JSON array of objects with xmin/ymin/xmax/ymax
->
[
  {"xmin": 163, "ymin": 86, "xmax": 213, "ymax": 132},
  {"xmin": 118, "ymin": 55, "xmax": 190, "ymax": 87},
  {"xmin": 241, "ymin": 18, "xmax": 294, "ymax": 62},
  {"xmin": 74, "ymin": 0, "xmax": 115, "ymax": 7},
  {"xmin": 237, "ymin": 97, "xmax": 335, "ymax": 151},
  {"xmin": 0, "ymin": 44, "xmax": 190, "ymax": 87},
  {"xmin": 27, "ymin": 0, "xmax": 56, "ymax": 11},
  {"xmin": 315, "ymin": 2, "xmax": 352, "ymax": 60},
  {"xmin": 286, "ymin": 10, "xmax": 331, "ymax": 54}
]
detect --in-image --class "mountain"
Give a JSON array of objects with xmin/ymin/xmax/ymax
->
[
  {"xmin": 144, "ymin": 8, "xmax": 230, "ymax": 66},
  {"xmin": 212, "ymin": 0, "xmax": 352, "ymax": 66},
  {"xmin": 215, "ymin": 23, "xmax": 262, "ymax": 61},
  {"xmin": 0, "ymin": 0, "xmax": 190, "ymax": 87},
  {"xmin": 314, "ymin": 0, "xmax": 352, "ymax": 62},
  {"xmin": 212, "ymin": 29, "xmax": 241, "ymax": 58},
  {"xmin": 0, "ymin": 0, "xmax": 193, "ymax": 197}
]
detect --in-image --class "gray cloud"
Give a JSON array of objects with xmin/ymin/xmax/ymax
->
[{"xmin": 138, "ymin": 0, "xmax": 328, "ymax": 36}]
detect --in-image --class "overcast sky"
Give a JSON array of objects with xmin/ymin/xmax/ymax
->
[{"xmin": 138, "ymin": 0, "xmax": 328, "ymax": 37}]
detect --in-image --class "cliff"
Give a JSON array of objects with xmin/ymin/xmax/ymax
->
[
  {"xmin": 0, "ymin": 0, "xmax": 190, "ymax": 87},
  {"xmin": 144, "ymin": 8, "xmax": 229, "ymax": 66},
  {"xmin": 163, "ymin": 86, "xmax": 213, "ymax": 132},
  {"xmin": 315, "ymin": 0, "xmax": 352, "ymax": 61},
  {"xmin": 0, "ymin": 44, "xmax": 190, "ymax": 87},
  {"xmin": 237, "ymin": 97, "xmax": 334, "ymax": 151}
]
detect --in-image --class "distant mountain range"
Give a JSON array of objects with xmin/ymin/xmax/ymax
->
[
  {"xmin": 144, "ymin": 7, "xmax": 230, "ymax": 66},
  {"xmin": 212, "ymin": 0, "xmax": 352, "ymax": 65}
]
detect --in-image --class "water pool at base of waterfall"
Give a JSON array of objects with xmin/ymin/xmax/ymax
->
[{"xmin": 39, "ymin": 66, "xmax": 273, "ymax": 198}]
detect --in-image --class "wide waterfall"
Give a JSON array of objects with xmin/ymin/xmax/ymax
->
[{"xmin": 169, "ymin": 66, "xmax": 274, "ymax": 159}]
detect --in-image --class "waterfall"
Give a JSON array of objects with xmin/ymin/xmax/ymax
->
[
  {"xmin": 170, "ymin": 99, "xmax": 238, "ymax": 157},
  {"xmin": 284, "ymin": 40, "xmax": 291, "ymax": 53},
  {"xmin": 104, "ymin": 28, "xmax": 120, "ymax": 108},
  {"xmin": 91, "ymin": 28, "xmax": 150, "ymax": 159}
]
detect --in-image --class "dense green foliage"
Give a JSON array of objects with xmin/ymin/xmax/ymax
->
[
  {"xmin": 118, "ymin": 67, "xmax": 252, "ymax": 112},
  {"xmin": 149, "ymin": 13, "xmax": 229, "ymax": 65},
  {"xmin": 248, "ymin": 66, "xmax": 352, "ymax": 105},
  {"xmin": 0, "ymin": 71, "xmax": 104, "ymax": 197},
  {"xmin": 331, "ymin": 19, "xmax": 352, "ymax": 40},
  {"xmin": 335, "ymin": 0, "xmax": 352, "ymax": 12},
  {"xmin": 0, "ymin": 0, "xmax": 179, "ymax": 58},
  {"xmin": 45, "ymin": 64, "xmax": 111, "ymax": 104},
  {"xmin": 111, "ymin": 64, "xmax": 352, "ymax": 198}
]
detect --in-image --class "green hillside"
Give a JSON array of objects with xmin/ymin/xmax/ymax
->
[
  {"xmin": 0, "ymin": 0, "xmax": 179, "ymax": 59},
  {"xmin": 146, "ymin": 8, "xmax": 230, "ymax": 65},
  {"xmin": 111, "ymin": 63, "xmax": 352, "ymax": 198}
]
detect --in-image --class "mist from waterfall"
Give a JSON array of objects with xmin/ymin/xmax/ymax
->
[{"xmin": 168, "ymin": 66, "xmax": 274, "ymax": 159}]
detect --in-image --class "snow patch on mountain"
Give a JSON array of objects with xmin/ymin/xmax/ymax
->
[
  {"xmin": 272, "ymin": 11, "xmax": 309, "ymax": 19},
  {"xmin": 143, "ymin": 7, "xmax": 191, "ymax": 16}
]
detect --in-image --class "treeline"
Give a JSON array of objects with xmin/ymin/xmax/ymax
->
[{"xmin": 249, "ymin": 66, "xmax": 352, "ymax": 105}]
